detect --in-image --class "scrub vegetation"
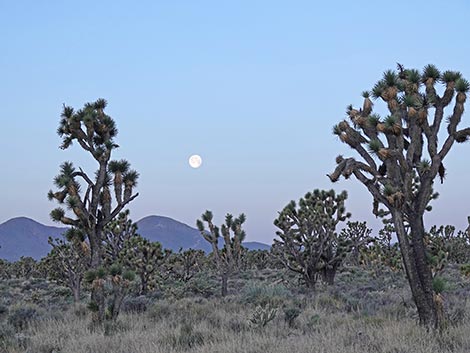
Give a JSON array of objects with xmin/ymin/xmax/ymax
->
[{"xmin": 1, "ymin": 64, "xmax": 470, "ymax": 352}]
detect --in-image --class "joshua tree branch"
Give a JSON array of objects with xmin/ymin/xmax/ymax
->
[{"xmin": 104, "ymin": 193, "xmax": 139, "ymax": 224}]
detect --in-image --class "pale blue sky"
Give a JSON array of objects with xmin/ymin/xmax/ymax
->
[{"xmin": 1, "ymin": 1, "xmax": 470, "ymax": 243}]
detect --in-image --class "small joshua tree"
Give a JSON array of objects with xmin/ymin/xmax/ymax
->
[
  {"xmin": 168, "ymin": 249, "xmax": 206, "ymax": 283},
  {"xmin": 196, "ymin": 211, "xmax": 246, "ymax": 296},
  {"xmin": 85, "ymin": 264, "xmax": 135, "ymax": 322},
  {"xmin": 272, "ymin": 189, "xmax": 351, "ymax": 288},
  {"xmin": 48, "ymin": 99, "xmax": 139, "ymax": 323},
  {"xmin": 361, "ymin": 224, "xmax": 402, "ymax": 275},
  {"xmin": 328, "ymin": 64, "xmax": 470, "ymax": 327},
  {"xmin": 120, "ymin": 235, "xmax": 168, "ymax": 294},
  {"xmin": 103, "ymin": 210, "xmax": 138, "ymax": 265},
  {"xmin": 11, "ymin": 257, "xmax": 38, "ymax": 279},
  {"xmin": 0, "ymin": 259, "xmax": 12, "ymax": 280},
  {"xmin": 43, "ymin": 228, "xmax": 90, "ymax": 303},
  {"xmin": 340, "ymin": 221, "xmax": 374, "ymax": 265}
]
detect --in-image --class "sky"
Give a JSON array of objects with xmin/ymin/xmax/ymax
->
[{"xmin": 1, "ymin": 0, "xmax": 470, "ymax": 244}]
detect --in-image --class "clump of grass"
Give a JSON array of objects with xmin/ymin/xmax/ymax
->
[
  {"xmin": 8, "ymin": 303, "xmax": 42, "ymax": 331},
  {"xmin": 241, "ymin": 282, "xmax": 290, "ymax": 306}
]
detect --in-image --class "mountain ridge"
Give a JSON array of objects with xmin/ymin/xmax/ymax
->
[{"xmin": 0, "ymin": 216, "xmax": 270, "ymax": 261}]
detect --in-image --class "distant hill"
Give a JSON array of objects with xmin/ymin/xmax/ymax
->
[
  {"xmin": 0, "ymin": 217, "xmax": 67, "ymax": 261},
  {"xmin": 136, "ymin": 215, "xmax": 211, "ymax": 252},
  {"xmin": 0, "ymin": 216, "xmax": 270, "ymax": 261},
  {"xmin": 136, "ymin": 215, "xmax": 270, "ymax": 252}
]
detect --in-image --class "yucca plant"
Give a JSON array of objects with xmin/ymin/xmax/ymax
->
[
  {"xmin": 249, "ymin": 303, "xmax": 277, "ymax": 328},
  {"xmin": 272, "ymin": 189, "xmax": 351, "ymax": 288},
  {"xmin": 329, "ymin": 63, "xmax": 470, "ymax": 329},
  {"xmin": 49, "ymin": 99, "xmax": 139, "ymax": 324},
  {"xmin": 196, "ymin": 211, "xmax": 246, "ymax": 296}
]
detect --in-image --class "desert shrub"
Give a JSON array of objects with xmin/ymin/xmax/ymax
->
[
  {"xmin": 0, "ymin": 304, "xmax": 8, "ymax": 318},
  {"xmin": 160, "ymin": 322, "xmax": 208, "ymax": 350},
  {"xmin": 226, "ymin": 316, "xmax": 250, "ymax": 333},
  {"xmin": 185, "ymin": 274, "xmax": 216, "ymax": 298},
  {"xmin": 73, "ymin": 303, "xmax": 88, "ymax": 318},
  {"xmin": 241, "ymin": 282, "xmax": 290, "ymax": 306},
  {"xmin": 52, "ymin": 286, "xmax": 72, "ymax": 298},
  {"xmin": 283, "ymin": 306, "xmax": 301, "ymax": 328},
  {"xmin": 121, "ymin": 295, "xmax": 149, "ymax": 313},
  {"xmin": 306, "ymin": 313, "xmax": 321, "ymax": 329},
  {"xmin": 0, "ymin": 322, "xmax": 15, "ymax": 346},
  {"xmin": 103, "ymin": 320, "xmax": 131, "ymax": 336},
  {"xmin": 148, "ymin": 301, "xmax": 172, "ymax": 322},
  {"xmin": 8, "ymin": 304, "xmax": 41, "ymax": 330},
  {"xmin": 177, "ymin": 322, "xmax": 205, "ymax": 349},
  {"xmin": 433, "ymin": 276, "xmax": 448, "ymax": 294},
  {"xmin": 315, "ymin": 293, "xmax": 342, "ymax": 312}
]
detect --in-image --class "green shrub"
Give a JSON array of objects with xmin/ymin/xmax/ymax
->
[
  {"xmin": 433, "ymin": 276, "xmax": 448, "ymax": 294},
  {"xmin": 148, "ymin": 302, "xmax": 172, "ymax": 322},
  {"xmin": 121, "ymin": 296, "xmax": 149, "ymax": 313},
  {"xmin": 7, "ymin": 304, "xmax": 40, "ymax": 331},
  {"xmin": 283, "ymin": 306, "xmax": 301, "ymax": 328},
  {"xmin": 0, "ymin": 322, "xmax": 15, "ymax": 344},
  {"xmin": 241, "ymin": 282, "xmax": 289, "ymax": 306}
]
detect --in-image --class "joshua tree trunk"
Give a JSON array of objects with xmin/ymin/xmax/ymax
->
[
  {"xmin": 72, "ymin": 281, "xmax": 81, "ymax": 303},
  {"xmin": 322, "ymin": 267, "xmax": 336, "ymax": 285},
  {"xmin": 140, "ymin": 274, "xmax": 148, "ymax": 295},
  {"xmin": 393, "ymin": 211, "xmax": 437, "ymax": 327},
  {"xmin": 110, "ymin": 288, "xmax": 127, "ymax": 321},
  {"xmin": 221, "ymin": 272, "xmax": 228, "ymax": 297},
  {"xmin": 89, "ymin": 227, "xmax": 106, "ymax": 323},
  {"xmin": 89, "ymin": 228, "xmax": 103, "ymax": 269}
]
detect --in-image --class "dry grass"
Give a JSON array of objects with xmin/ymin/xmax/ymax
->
[
  {"xmin": 2, "ymin": 266, "xmax": 470, "ymax": 353},
  {"xmin": 2, "ymin": 298, "xmax": 467, "ymax": 353}
]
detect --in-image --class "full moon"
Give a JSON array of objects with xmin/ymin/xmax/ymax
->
[{"xmin": 189, "ymin": 154, "xmax": 202, "ymax": 168}]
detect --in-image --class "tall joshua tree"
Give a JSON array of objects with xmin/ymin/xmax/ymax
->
[
  {"xmin": 196, "ymin": 211, "xmax": 246, "ymax": 296},
  {"xmin": 328, "ymin": 64, "xmax": 470, "ymax": 328},
  {"xmin": 48, "ymin": 99, "xmax": 139, "ymax": 322},
  {"xmin": 273, "ymin": 189, "xmax": 351, "ymax": 288}
]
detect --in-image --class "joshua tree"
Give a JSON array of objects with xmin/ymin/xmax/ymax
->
[
  {"xmin": 328, "ymin": 64, "xmax": 470, "ymax": 327},
  {"xmin": 243, "ymin": 249, "xmax": 278, "ymax": 270},
  {"xmin": 425, "ymin": 222, "xmax": 470, "ymax": 272},
  {"xmin": 196, "ymin": 211, "xmax": 246, "ymax": 296},
  {"xmin": 168, "ymin": 249, "xmax": 206, "ymax": 283},
  {"xmin": 340, "ymin": 221, "xmax": 374, "ymax": 266},
  {"xmin": 120, "ymin": 235, "xmax": 168, "ymax": 294},
  {"xmin": 103, "ymin": 210, "xmax": 138, "ymax": 265},
  {"xmin": 0, "ymin": 259, "xmax": 12, "ymax": 279},
  {"xmin": 43, "ymin": 228, "xmax": 90, "ymax": 303},
  {"xmin": 273, "ymin": 189, "xmax": 351, "ymax": 288},
  {"xmin": 360, "ymin": 224, "xmax": 402, "ymax": 278},
  {"xmin": 85, "ymin": 264, "xmax": 135, "ymax": 321},
  {"xmin": 11, "ymin": 257, "xmax": 38, "ymax": 279},
  {"xmin": 48, "ymin": 99, "xmax": 139, "ymax": 322}
]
